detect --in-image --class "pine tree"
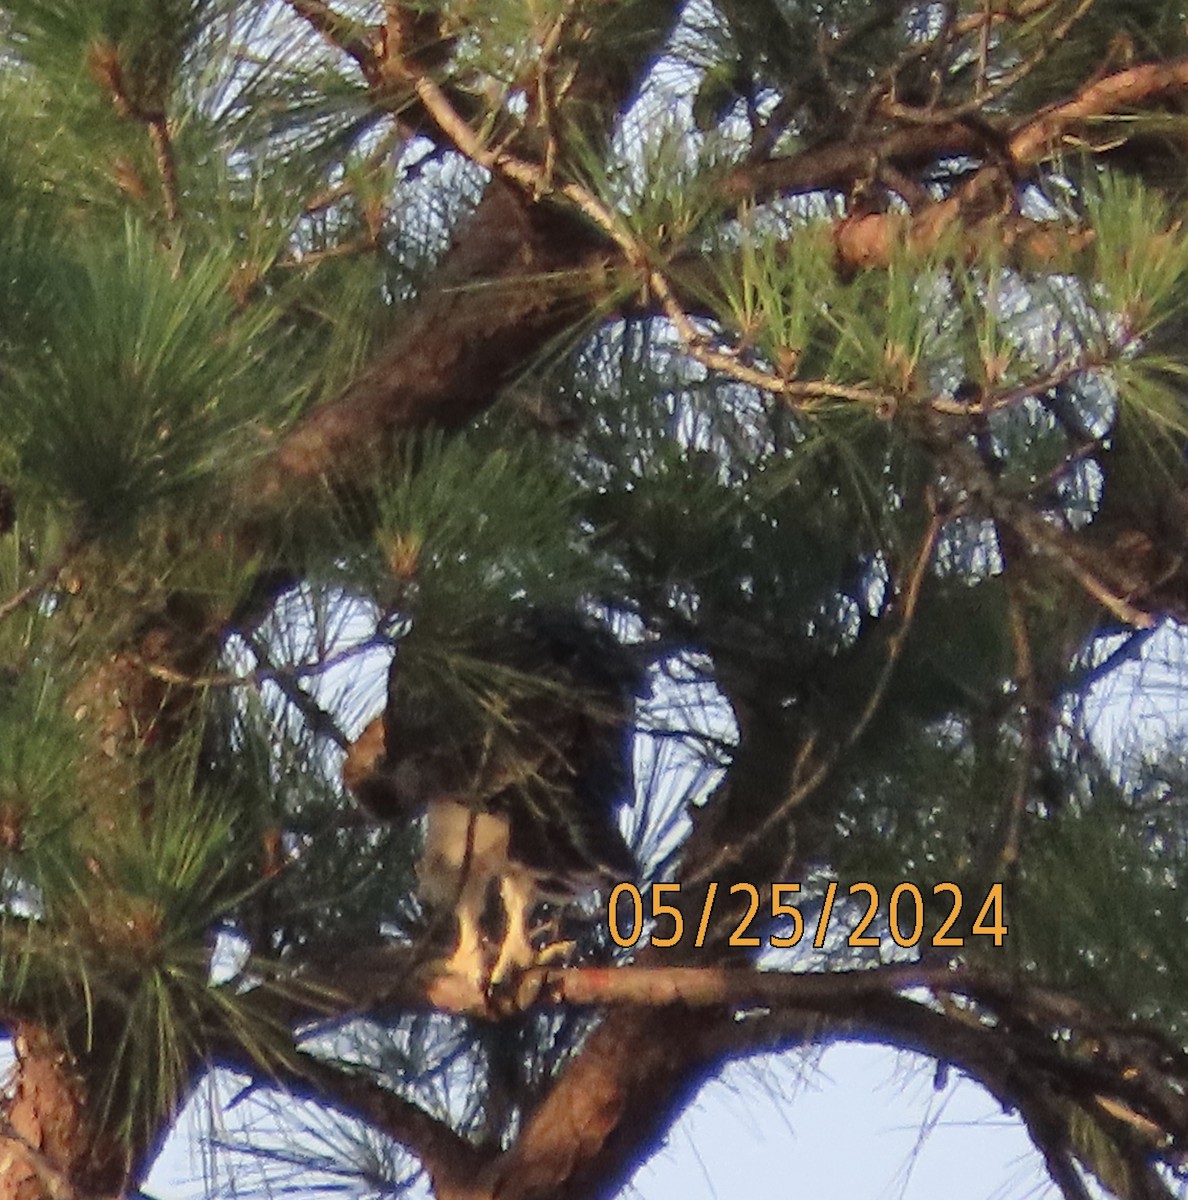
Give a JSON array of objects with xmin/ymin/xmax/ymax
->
[{"xmin": 4, "ymin": 2, "xmax": 1188, "ymax": 1198}]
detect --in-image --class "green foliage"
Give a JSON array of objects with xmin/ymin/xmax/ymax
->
[
  {"xmin": 710, "ymin": 217, "xmax": 838, "ymax": 378},
  {"xmin": 1, "ymin": 220, "xmax": 291, "ymax": 531},
  {"xmin": 6, "ymin": 0, "xmax": 209, "ymax": 113},
  {"xmin": 365, "ymin": 429, "xmax": 606, "ymax": 639},
  {"xmin": 581, "ymin": 119, "xmax": 727, "ymax": 252},
  {"xmin": 0, "ymin": 667, "xmax": 79, "ymax": 868},
  {"xmin": 211, "ymin": 682, "xmax": 422, "ymax": 954},
  {"xmin": 1087, "ymin": 172, "xmax": 1188, "ymax": 345},
  {"xmin": 1012, "ymin": 0, "xmax": 1188, "ymax": 116},
  {"xmin": 1012, "ymin": 791, "xmax": 1188, "ymax": 1035}
]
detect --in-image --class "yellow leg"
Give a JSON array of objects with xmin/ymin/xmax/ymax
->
[
  {"xmin": 439, "ymin": 875, "xmax": 489, "ymax": 990},
  {"xmin": 489, "ymin": 873, "xmax": 538, "ymax": 987}
]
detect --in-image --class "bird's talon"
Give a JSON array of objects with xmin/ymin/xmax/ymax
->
[
  {"xmin": 485, "ymin": 958, "xmax": 549, "ymax": 1014},
  {"xmin": 536, "ymin": 939, "xmax": 575, "ymax": 967}
]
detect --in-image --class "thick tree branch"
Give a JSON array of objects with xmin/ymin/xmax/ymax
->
[
  {"xmin": 248, "ymin": 184, "xmax": 612, "ymax": 502},
  {"xmin": 44, "ymin": 20, "xmax": 1188, "ymax": 1200},
  {"xmin": 268, "ymin": 951, "xmax": 979, "ymax": 1023},
  {"xmin": 720, "ymin": 121, "xmax": 986, "ymax": 204},
  {"xmin": 252, "ymin": 0, "xmax": 684, "ymax": 501},
  {"xmin": 837, "ymin": 57, "xmax": 1188, "ymax": 269},
  {"xmin": 474, "ymin": 1008, "xmax": 719, "ymax": 1200}
]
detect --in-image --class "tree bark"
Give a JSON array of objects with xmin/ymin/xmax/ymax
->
[{"xmin": 0, "ymin": 1023, "xmax": 129, "ymax": 1200}]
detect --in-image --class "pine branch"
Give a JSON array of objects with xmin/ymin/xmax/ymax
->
[
  {"xmin": 689, "ymin": 510, "xmax": 942, "ymax": 885},
  {"xmin": 283, "ymin": 0, "xmax": 377, "ymax": 76},
  {"xmin": 17, "ymin": 9, "xmax": 1188, "ymax": 1200},
  {"xmin": 837, "ymin": 57, "xmax": 1188, "ymax": 269},
  {"xmin": 244, "ymin": 54, "xmax": 1188, "ymax": 502},
  {"xmin": 213, "ymin": 1043, "xmax": 492, "ymax": 1196},
  {"xmin": 473, "ymin": 955, "xmax": 1188, "ymax": 1200},
  {"xmin": 720, "ymin": 120, "xmax": 987, "ymax": 204},
  {"xmin": 937, "ymin": 423, "xmax": 1162, "ymax": 627},
  {"xmin": 729, "ymin": 992, "xmax": 1183, "ymax": 1200},
  {"xmin": 256, "ymin": 946, "xmax": 1143, "ymax": 1041},
  {"xmin": 0, "ymin": 538, "xmax": 85, "ymax": 624},
  {"xmin": 477, "ymin": 1007, "xmax": 717, "ymax": 1200},
  {"xmin": 880, "ymin": 0, "xmax": 1098, "ymax": 125},
  {"xmin": 246, "ymin": 941, "xmax": 997, "ymax": 1028}
]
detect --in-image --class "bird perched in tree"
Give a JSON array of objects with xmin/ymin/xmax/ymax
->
[{"xmin": 343, "ymin": 608, "xmax": 641, "ymax": 992}]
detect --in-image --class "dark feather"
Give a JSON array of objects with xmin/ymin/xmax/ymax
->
[{"xmin": 349, "ymin": 607, "xmax": 644, "ymax": 889}]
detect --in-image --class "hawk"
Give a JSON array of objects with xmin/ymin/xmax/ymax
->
[{"xmin": 343, "ymin": 609, "xmax": 641, "ymax": 991}]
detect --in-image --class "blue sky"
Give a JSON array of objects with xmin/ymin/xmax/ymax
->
[
  {"xmin": 144, "ymin": 1044, "xmax": 1054, "ymax": 1199},
  {"xmin": 634, "ymin": 1046, "xmax": 1048, "ymax": 1200}
]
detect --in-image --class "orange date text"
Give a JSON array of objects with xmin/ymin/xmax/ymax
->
[{"xmin": 607, "ymin": 881, "xmax": 1007, "ymax": 950}]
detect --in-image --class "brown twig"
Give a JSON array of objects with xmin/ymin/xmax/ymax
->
[
  {"xmin": 278, "ymin": 233, "xmax": 383, "ymax": 269},
  {"xmin": 86, "ymin": 40, "xmax": 182, "ymax": 227},
  {"xmin": 410, "ymin": 66, "xmax": 896, "ymax": 408},
  {"xmin": 998, "ymin": 585, "xmax": 1035, "ymax": 871},
  {"xmin": 407, "ymin": 41, "xmax": 1184, "ymax": 424},
  {"xmin": 1003, "ymin": 504, "xmax": 1157, "ymax": 628},
  {"xmin": 0, "ymin": 540, "xmax": 84, "ymax": 624},
  {"xmin": 882, "ymin": 0, "xmax": 1098, "ymax": 126},
  {"xmin": 239, "ymin": 631, "xmax": 352, "ymax": 749},
  {"xmin": 834, "ymin": 56, "xmax": 1188, "ymax": 270},
  {"xmin": 147, "ymin": 117, "xmax": 181, "ymax": 225},
  {"xmin": 932, "ymin": 411, "xmax": 1158, "ymax": 628},
  {"xmin": 125, "ymin": 628, "xmax": 390, "ymax": 691},
  {"xmin": 1011, "ymin": 57, "xmax": 1188, "ymax": 165}
]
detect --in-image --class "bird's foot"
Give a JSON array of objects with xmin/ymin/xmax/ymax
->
[
  {"xmin": 488, "ymin": 930, "xmax": 536, "ymax": 992},
  {"xmin": 485, "ymin": 937, "xmax": 575, "ymax": 1014},
  {"xmin": 534, "ymin": 938, "xmax": 575, "ymax": 967},
  {"xmin": 435, "ymin": 937, "xmax": 493, "ymax": 1007}
]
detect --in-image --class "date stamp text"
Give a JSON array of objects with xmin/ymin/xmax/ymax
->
[{"xmin": 608, "ymin": 881, "xmax": 1007, "ymax": 950}]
